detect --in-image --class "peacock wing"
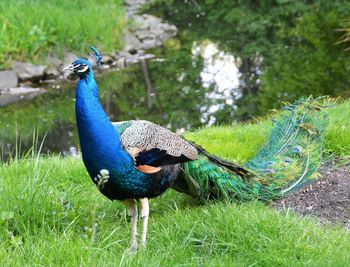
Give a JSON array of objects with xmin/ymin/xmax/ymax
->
[
  {"xmin": 113, "ymin": 120, "xmax": 198, "ymax": 173},
  {"xmin": 112, "ymin": 121, "xmax": 133, "ymax": 135}
]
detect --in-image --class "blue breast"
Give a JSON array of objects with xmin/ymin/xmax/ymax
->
[{"xmin": 75, "ymin": 73, "xmax": 174, "ymax": 200}]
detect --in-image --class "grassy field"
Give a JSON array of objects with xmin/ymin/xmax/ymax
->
[
  {"xmin": 1, "ymin": 100, "xmax": 350, "ymax": 266},
  {"xmin": 0, "ymin": 0, "xmax": 125, "ymax": 69}
]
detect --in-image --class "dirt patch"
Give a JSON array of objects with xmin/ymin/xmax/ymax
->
[{"xmin": 273, "ymin": 161, "xmax": 350, "ymax": 229}]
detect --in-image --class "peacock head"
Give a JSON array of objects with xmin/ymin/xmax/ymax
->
[
  {"xmin": 63, "ymin": 58, "xmax": 93, "ymax": 78},
  {"xmin": 63, "ymin": 46, "xmax": 102, "ymax": 79}
]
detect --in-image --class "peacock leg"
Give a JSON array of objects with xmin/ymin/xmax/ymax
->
[
  {"xmin": 122, "ymin": 199, "xmax": 138, "ymax": 252},
  {"xmin": 139, "ymin": 198, "xmax": 149, "ymax": 248}
]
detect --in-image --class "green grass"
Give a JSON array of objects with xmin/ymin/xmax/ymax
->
[
  {"xmin": 324, "ymin": 100, "xmax": 350, "ymax": 155},
  {"xmin": 1, "ymin": 100, "xmax": 350, "ymax": 266},
  {"xmin": 0, "ymin": 157, "xmax": 349, "ymax": 266},
  {"xmin": 0, "ymin": 0, "xmax": 126, "ymax": 68}
]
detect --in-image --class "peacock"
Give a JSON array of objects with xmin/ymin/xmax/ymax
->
[{"xmin": 63, "ymin": 47, "xmax": 328, "ymax": 252}]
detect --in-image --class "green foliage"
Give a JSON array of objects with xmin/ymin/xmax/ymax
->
[
  {"xmin": 0, "ymin": 156, "xmax": 349, "ymax": 266},
  {"xmin": 0, "ymin": 0, "xmax": 125, "ymax": 68},
  {"xmin": 147, "ymin": 0, "xmax": 350, "ymax": 119},
  {"xmin": 259, "ymin": 3, "xmax": 350, "ymax": 113},
  {"xmin": 148, "ymin": 0, "xmax": 309, "ymax": 62}
]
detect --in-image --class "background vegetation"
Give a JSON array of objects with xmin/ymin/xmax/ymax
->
[
  {"xmin": 0, "ymin": 0, "xmax": 125, "ymax": 68},
  {"xmin": 147, "ymin": 0, "xmax": 350, "ymax": 120}
]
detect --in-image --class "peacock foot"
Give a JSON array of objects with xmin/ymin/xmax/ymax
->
[{"xmin": 128, "ymin": 240, "xmax": 138, "ymax": 255}]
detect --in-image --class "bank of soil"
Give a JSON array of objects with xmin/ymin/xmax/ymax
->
[{"xmin": 274, "ymin": 160, "xmax": 350, "ymax": 229}]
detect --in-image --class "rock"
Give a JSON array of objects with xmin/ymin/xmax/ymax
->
[
  {"xmin": 46, "ymin": 55, "xmax": 61, "ymax": 66},
  {"xmin": 0, "ymin": 71, "xmax": 18, "ymax": 89},
  {"xmin": 133, "ymin": 15, "xmax": 150, "ymax": 30},
  {"xmin": 0, "ymin": 87, "xmax": 45, "ymax": 106},
  {"xmin": 139, "ymin": 53, "xmax": 156, "ymax": 60},
  {"xmin": 45, "ymin": 68, "xmax": 61, "ymax": 79},
  {"xmin": 115, "ymin": 57, "xmax": 127, "ymax": 69},
  {"xmin": 124, "ymin": 32, "xmax": 143, "ymax": 52},
  {"xmin": 141, "ymin": 39, "xmax": 162, "ymax": 50},
  {"xmin": 111, "ymin": 50, "xmax": 155, "ymax": 68},
  {"xmin": 95, "ymin": 64, "xmax": 110, "ymax": 71},
  {"xmin": 61, "ymin": 52, "xmax": 78, "ymax": 69},
  {"xmin": 61, "ymin": 52, "xmax": 78, "ymax": 79},
  {"xmin": 122, "ymin": 0, "xmax": 178, "ymax": 54},
  {"xmin": 142, "ymin": 14, "xmax": 162, "ymax": 28},
  {"xmin": 124, "ymin": 0, "xmax": 148, "ymax": 15},
  {"xmin": 125, "ymin": 55, "xmax": 141, "ymax": 65},
  {"xmin": 101, "ymin": 54, "xmax": 114, "ymax": 64},
  {"xmin": 163, "ymin": 24, "xmax": 178, "ymax": 33},
  {"xmin": 135, "ymin": 30, "xmax": 153, "ymax": 40},
  {"xmin": 12, "ymin": 61, "xmax": 47, "ymax": 82},
  {"xmin": 115, "ymin": 50, "xmax": 133, "ymax": 58}
]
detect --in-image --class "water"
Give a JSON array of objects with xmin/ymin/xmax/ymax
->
[{"xmin": 0, "ymin": 39, "xmax": 240, "ymax": 160}]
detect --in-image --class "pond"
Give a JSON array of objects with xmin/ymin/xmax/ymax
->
[{"xmin": 0, "ymin": 37, "xmax": 240, "ymax": 160}]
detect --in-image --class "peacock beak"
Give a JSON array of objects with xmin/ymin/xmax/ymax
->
[{"xmin": 63, "ymin": 64, "xmax": 75, "ymax": 72}]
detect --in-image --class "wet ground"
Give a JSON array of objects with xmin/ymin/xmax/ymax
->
[{"xmin": 274, "ymin": 159, "xmax": 350, "ymax": 230}]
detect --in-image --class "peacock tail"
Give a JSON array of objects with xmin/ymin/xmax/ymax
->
[{"xmin": 181, "ymin": 98, "xmax": 329, "ymax": 202}]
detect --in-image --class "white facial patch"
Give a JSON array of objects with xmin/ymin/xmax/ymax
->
[
  {"xmin": 94, "ymin": 169, "xmax": 110, "ymax": 190},
  {"xmin": 77, "ymin": 65, "xmax": 89, "ymax": 73}
]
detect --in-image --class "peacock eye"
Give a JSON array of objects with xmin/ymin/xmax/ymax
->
[{"xmin": 76, "ymin": 64, "xmax": 89, "ymax": 73}]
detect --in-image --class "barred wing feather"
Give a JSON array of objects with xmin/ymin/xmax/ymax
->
[{"xmin": 113, "ymin": 120, "xmax": 198, "ymax": 173}]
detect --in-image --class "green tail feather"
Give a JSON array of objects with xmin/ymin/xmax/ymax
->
[{"xmin": 181, "ymin": 98, "xmax": 329, "ymax": 201}]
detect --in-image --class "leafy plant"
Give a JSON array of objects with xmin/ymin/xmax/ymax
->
[{"xmin": 0, "ymin": 0, "xmax": 126, "ymax": 68}]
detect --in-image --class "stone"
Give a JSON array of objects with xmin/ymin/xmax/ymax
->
[
  {"xmin": 142, "ymin": 14, "xmax": 161, "ymax": 25},
  {"xmin": 61, "ymin": 52, "xmax": 78, "ymax": 69},
  {"xmin": 135, "ymin": 30, "xmax": 153, "ymax": 40},
  {"xmin": 64, "ymin": 72, "xmax": 77, "ymax": 80},
  {"xmin": 124, "ymin": 0, "xmax": 148, "ymax": 13},
  {"xmin": 125, "ymin": 54, "xmax": 140, "ymax": 65},
  {"xmin": 95, "ymin": 64, "xmax": 110, "ymax": 71},
  {"xmin": 61, "ymin": 52, "xmax": 78, "ymax": 79},
  {"xmin": 165, "ymin": 24, "xmax": 178, "ymax": 33},
  {"xmin": 12, "ymin": 61, "xmax": 47, "ymax": 82},
  {"xmin": 45, "ymin": 68, "xmax": 60, "ymax": 79},
  {"xmin": 0, "ymin": 87, "xmax": 45, "ymax": 107},
  {"xmin": 0, "ymin": 70, "xmax": 18, "ymax": 89},
  {"xmin": 46, "ymin": 55, "xmax": 61, "ymax": 66},
  {"xmin": 133, "ymin": 15, "xmax": 149, "ymax": 30},
  {"xmin": 122, "ymin": 0, "xmax": 178, "ymax": 53},
  {"xmin": 139, "ymin": 53, "xmax": 156, "ymax": 60},
  {"xmin": 101, "ymin": 54, "xmax": 114, "ymax": 64},
  {"xmin": 115, "ymin": 57, "xmax": 127, "ymax": 69},
  {"xmin": 115, "ymin": 50, "xmax": 132, "ymax": 58},
  {"xmin": 140, "ymin": 39, "xmax": 162, "ymax": 50},
  {"xmin": 124, "ymin": 32, "xmax": 143, "ymax": 52}
]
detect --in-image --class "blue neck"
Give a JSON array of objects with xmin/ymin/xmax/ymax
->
[{"xmin": 75, "ymin": 72, "xmax": 130, "ymax": 176}]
